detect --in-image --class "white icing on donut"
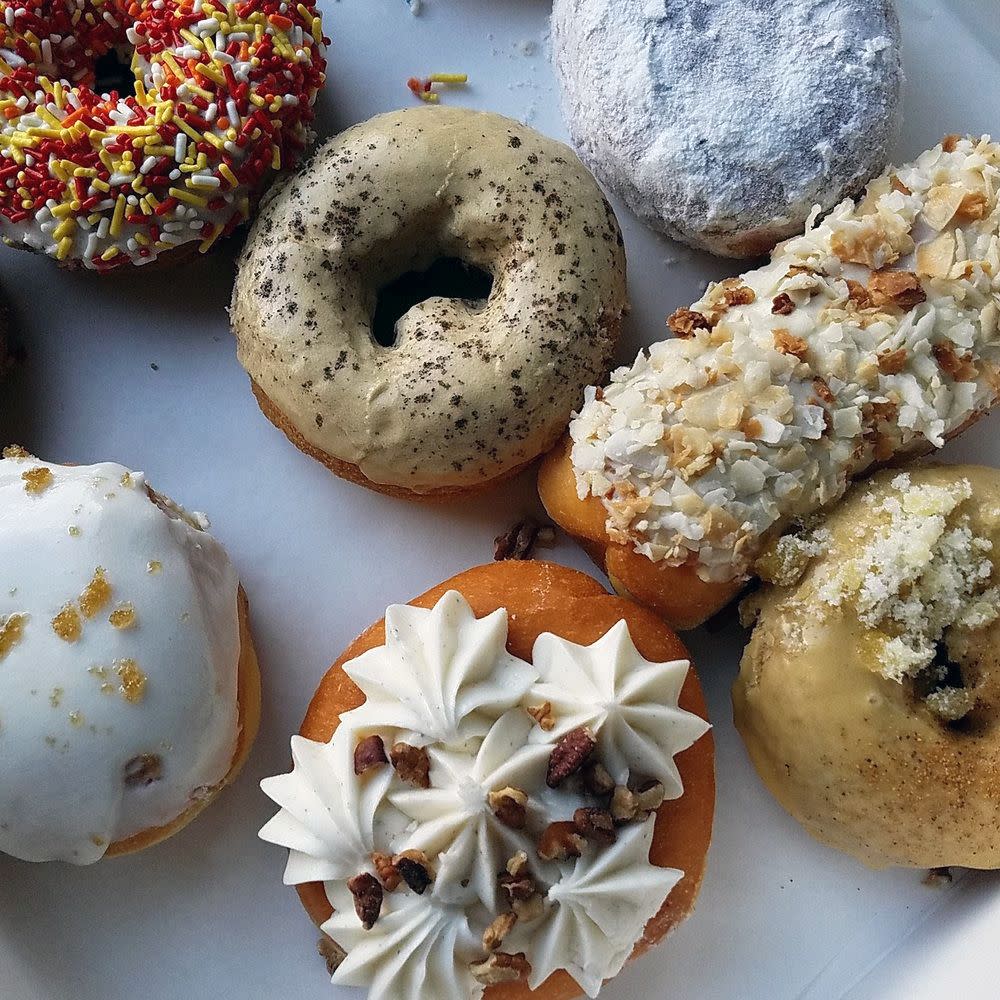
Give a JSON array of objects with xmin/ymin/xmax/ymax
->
[
  {"xmin": 551, "ymin": 0, "xmax": 902, "ymax": 255},
  {"xmin": 0, "ymin": 454, "xmax": 240, "ymax": 863},
  {"xmin": 260, "ymin": 591, "xmax": 708, "ymax": 999}
]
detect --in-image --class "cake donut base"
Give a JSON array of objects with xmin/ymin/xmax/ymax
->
[{"xmin": 295, "ymin": 560, "xmax": 715, "ymax": 998}]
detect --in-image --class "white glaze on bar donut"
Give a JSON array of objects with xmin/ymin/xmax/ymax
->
[{"xmin": 0, "ymin": 453, "xmax": 240, "ymax": 863}]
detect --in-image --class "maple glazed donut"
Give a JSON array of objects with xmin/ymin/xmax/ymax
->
[
  {"xmin": 0, "ymin": 448, "xmax": 260, "ymax": 863},
  {"xmin": 231, "ymin": 107, "xmax": 627, "ymax": 500},
  {"xmin": 0, "ymin": 0, "xmax": 327, "ymax": 270},
  {"xmin": 260, "ymin": 561, "xmax": 714, "ymax": 999},
  {"xmin": 540, "ymin": 135, "xmax": 1000, "ymax": 629}
]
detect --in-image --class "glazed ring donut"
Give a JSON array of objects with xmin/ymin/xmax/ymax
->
[
  {"xmin": 541, "ymin": 136, "xmax": 1000, "ymax": 629},
  {"xmin": 231, "ymin": 107, "xmax": 627, "ymax": 499},
  {"xmin": 735, "ymin": 465, "xmax": 1000, "ymax": 869},
  {"xmin": 0, "ymin": 0, "xmax": 327, "ymax": 270},
  {"xmin": 0, "ymin": 449, "xmax": 260, "ymax": 863},
  {"xmin": 260, "ymin": 561, "xmax": 714, "ymax": 999}
]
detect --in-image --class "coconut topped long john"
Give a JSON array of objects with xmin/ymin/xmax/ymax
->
[
  {"xmin": 259, "ymin": 562, "xmax": 714, "ymax": 999},
  {"xmin": 540, "ymin": 135, "xmax": 1000, "ymax": 628}
]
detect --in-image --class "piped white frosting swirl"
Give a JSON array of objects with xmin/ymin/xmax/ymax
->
[{"xmin": 260, "ymin": 590, "xmax": 709, "ymax": 999}]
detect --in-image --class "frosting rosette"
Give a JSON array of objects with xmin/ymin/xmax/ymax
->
[{"xmin": 260, "ymin": 590, "xmax": 709, "ymax": 999}]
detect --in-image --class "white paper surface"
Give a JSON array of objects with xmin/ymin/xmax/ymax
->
[{"xmin": 2, "ymin": 1, "xmax": 999, "ymax": 998}]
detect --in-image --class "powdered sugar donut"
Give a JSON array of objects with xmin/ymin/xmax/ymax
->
[{"xmin": 550, "ymin": 0, "xmax": 903, "ymax": 257}]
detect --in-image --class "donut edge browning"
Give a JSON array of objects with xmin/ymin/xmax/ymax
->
[{"xmin": 292, "ymin": 560, "xmax": 715, "ymax": 999}]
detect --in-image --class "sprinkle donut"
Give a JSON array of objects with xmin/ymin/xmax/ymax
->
[{"xmin": 0, "ymin": 0, "xmax": 327, "ymax": 270}]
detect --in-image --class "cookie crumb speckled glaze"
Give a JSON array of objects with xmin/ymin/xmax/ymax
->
[
  {"xmin": 551, "ymin": 0, "xmax": 902, "ymax": 257},
  {"xmin": 0, "ymin": 450, "xmax": 259, "ymax": 863},
  {"xmin": 231, "ymin": 107, "xmax": 627, "ymax": 498}
]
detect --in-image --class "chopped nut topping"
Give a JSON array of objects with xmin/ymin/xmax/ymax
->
[
  {"xmin": 957, "ymin": 190, "xmax": 989, "ymax": 221},
  {"xmin": 79, "ymin": 567, "xmax": 112, "ymax": 618},
  {"xmin": 667, "ymin": 307, "xmax": 711, "ymax": 338},
  {"xmin": 772, "ymin": 329, "xmax": 809, "ymax": 360},
  {"xmin": 370, "ymin": 851, "xmax": 402, "ymax": 891},
  {"xmin": 108, "ymin": 602, "xmax": 136, "ymax": 630},
  {"xmin": 347, "ymin": 873, "xmax": 383, "ymax": 929},
  {"xmin": 482, "ymin": 911, "xmax": 518, "ymax": 951},
  {"xmin": 889, "ymin": 175, "xmax": 911, "ymax": 196},
  {"xmin": 49, "ymin": 687, "xmax": 63, "ymax": 708},
  {"xmin": 812, "ymin": 377, "xmax": 836, "ymax": 406},
  {"xmin": 2, "ymin": 444, "xmax": 30, "ymax": 459},
  {"xmin": 146, "ymin": 560, "xmax": 162, "ymax": 575},
  {"xmin": 471, "ymin": 952, "xmax": 531, "ymax": 986},
  {"xmin": 51, "ymin": 604, "xmax": 82, "ymax": 642},
  {"xmin": 389, "ymin": 742, "xmax": 431, "ymax": 788},
  {"xmin": 546, "ymin": 726, "xmax": 596, "ymax": 787},
  {"xmin": 393, "ymin": 850, "xmax": 434, "ymax": 894},
  {"xmin": 21, "ymin": 467, "xmax": 53, "ymax": 493},
  {"xmin": 868, "ymin": 270, "xmax": 926, "ymax": 311},
  {"xmin": 115, "ymin": 658, "xmax": 147, "ymax": 704},
  {"xmin": 506, "ymin": 851, "xmax": 529, "ymax": 878},
  {"xmin": 583, "ymin": 760, "xmax": 616, "ymax": 796},
  {"xmin": 845, "ymin": 278, "xmax": 874, "ymax": 309},
  {"xmin": 537, "ymin": 820, "xmax": 586, "ymax": 862},
  {"xmin": 512, "ymin": 892, "xmax": 545, "ymax": 923},
  {"xmin": 719, "ymin": 278, "xmax": 756, "ymax": 307},
  {"xmin": 941, "ymin": 133, "xmax": 961, "ymax": 153},
  {"xmin": 318, "ymin": 936, "xmax": 347, "ymax": 976},
  {"xmin": 124, "ymin": 753, "xmax": 163, "ymax": 786},
  {"xmin": 493, "ymin": 517, "xmax": 556, "ymax": 561},
  {"xmin": 636, "ymin": 780, "xmax": 667, "ymax": 813},
  {"xmin": 573, "ymin": 807, "xmax": 617, "ymax": 845},
  {"xmin": 771, "ymin": 293, "xmax": 795, "ymax": 316},
  {"xmin": 0, "ymin": 613, "xmax": 27, "ymax": 659},
  {"xmin": 877, "ymin": 348, "xmax": 908, "ymax": 376},
  {"xmin": 610, "ymin": 786, "xmax": 640, "ymax": 823},
  {"xmin": 354, "ymin": 734, "xmax": 389, "ymax": 776},
  {"xmin": 526, "ymin": 701, "xmax": 555, "ymax": 731},
  {"xmin": 933, "ymin": 342, "xmax": 978, "ymax": 382},
  {"xmin": 499, "ymin": 870, "xmax": 536, "ymax": 905},
  {"xmin": 488, "ymin": 786, "xmax": 528, "ymax": 829}
]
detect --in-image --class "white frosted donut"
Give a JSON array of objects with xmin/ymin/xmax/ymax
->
[
  {"xmin": 550, "ymin": 0, "xmax": 903, "ymax": 257},
  {"xmin": 0, "ymin": 450, "xmax": 257, "ymax": 863},
  {"xmin": 231, "ymin": 107, "xmax": 627, "ymax": 499}
]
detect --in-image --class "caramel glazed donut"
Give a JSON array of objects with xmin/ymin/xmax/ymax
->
[
  {"xmin": 0, "ymin": 448, "xmax": 260, "ymax": 863},
  {"xmin": 736, "ymin": 466, "xmax": 1000, "ymax": 869},
  {"xmin": 540, "ymin": 136, "xmax": 1000, "ymax": 629},
  {"xmin": 231, "ymin": 107, "xmax": 627, "ymax": 500}
]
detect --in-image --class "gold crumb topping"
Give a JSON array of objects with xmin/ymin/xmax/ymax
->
[
  {"xmin": 120, "ymin": 472, "xmax": 133, "ymax": 489},
  {"xmin": 79, "ymin": 567, "xmax": 112, "ymax": 618},
  {"xmin": 51, "ymin": 604, "xmax": 82, "ymax": 642},
  {"xmin": 115, "ymin": 658, "xmax": 147, "ymax": 704},
  {"xmin": 68, "ymin": 525, "xmax": 81, "ymax": 537},
  {"xmin": 49, "ymin": 687, "xmax": 63, "ymax": 708},
  {"xmin": 3, "ymin": 444, "xmax": 30, "ymax": 459},
  {"xmin": 90, "ymin": 835, "xmax": 106, "ymax": 847},
  {"xmin": 147, "ymin": 560, "xmax": 162, "ymax": 575},
  {"xmin": 69, "ymin": 710, "xmax": 84, "ymax": 727},
  {"xmin": 0, "ymin": 613, "xmax": 27, "ymax": 659},
  {"xmin": 22, "ymin": 467, "xmax": 54, "ymax": 493},
  {"xmin": 108, "ymin": 603, "xmax": 136, "ymax": 630}
]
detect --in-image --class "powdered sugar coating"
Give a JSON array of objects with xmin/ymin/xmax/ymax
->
[
  {"xmin": 550, "ymin": 0, "xmax": 902, "ymax": 256},
  {"xmin": 571, "ymin": 137, "xmax": 1000, "ymax": 583}
]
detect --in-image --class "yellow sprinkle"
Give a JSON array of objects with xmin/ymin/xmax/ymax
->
[
  {"xmin": 194, "ymin": 62, "xmax": 225, "ymax": 86},
  {"xmin": 52, "ymin": 218, "xmax": 76, "ymax": 241},
  {"xmin": 101, "ymin": 246, "xmax": 120, "ymax": 261},
  {"xmin": 218, "ymin": 163, "xmax": 239, "ymax": 188},
  {"xmin": 72, "ymin": 167, "xmax": 98, "ymax": 178},
  {"xmin": 56, "ymin": 237, "xmax": 74, "ymax": 261},
  {"xmin": 271, "ymin": 145, "xmax": 281, "ymax": 170},
  {"xmin": 198, "ymin": 222, "xmax": 224, "ymax": 253},
  {"xmin": 428, "ymin": 73, "xmax": 468, "ymax": 85},
  {"xmin": 179, "ymin": 28, "xmax": 205, "ymax": 48},
  {"xmin": 200, "ymin": 130, "xmax": 224, "ymax": 150},
  {"xmin": 417, "ymin": 91, "xmax": 440, "ymax": 103},
  {"xmin": 110, "ymin": 195, "xmax": 127, "ymax": 238},
  {"xmin": 50, "ymin": 202, "xmax": 74, "ymax": 219},
  {"xmin": 92, "ymin": 178, "xmax": 110, "ymax": 193},
  {"xmin": 168, "ymin": 186, "xmax": 209, "ymax": 209},
  {"xmin": 174, "ymin": 118, "xmax": 204, "ymax": 144}
]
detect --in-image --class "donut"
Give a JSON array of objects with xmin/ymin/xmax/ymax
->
[
  {"xmin": 259, "ymin": 561, "xmax": 714, "ymax": 999},
  {"xmin": 0, "ymin": 447, "xmax": 260, "ymax": 863},
  {"xmin": 231, "ymin": 107, "xmax": 627, "ymax": 500},
  {"xmin": 550, "ymin": 0, "xmax": 902, "ymax": 257},
  {"xmin": 0, "ymin": 0, "xmax": 327, "ymax": 270},
  {"xmin": 735, "ymin": 465, "xmax": 1000, "ymax": 869},
  {"xmin": 540, "ymin": 136, "xmax": 1000, "ymax": 629}
]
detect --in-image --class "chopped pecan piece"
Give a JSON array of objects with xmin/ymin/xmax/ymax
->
[
  {"xmin": 526, "ymin": 701, "xmax": 555, "ymax": 731},
  {"xmin": 353, "ymin": 734, "xmax": 388, "ymax": 775},
  {"xmin": 573, "ymin": 807, "xmax": 617, "ymax": 845},
  {"xmin": 636, "ymin": 780, "xmax": 667, "ymax": 813},
  {"xmin": 494, "ymin": 517, "xmax": 556, "ymax": 561},
  {"xmin": 371, "ymin": 851, "xmax": 402, "ymax": 891},
  {"xmin": 499, "ymin": 870, "xmax": 536, "ymax": 904},
  {"xmin": 941, "ymin": 133, "xmax": 961, "ymax": 153},
  {"xmin": 123, "ymin": 753, "xmax": 162, "ymax": 787},
  {"xmin": 483, "ymin": 912, "xmax": 518, "ymax": 951},
  {"xmin": 868, "ymin": 270, "xmax": 926, "ymax": 311},
  {"xmin": 546, "ymin": 726, "xmax": 596, "ymax": 787},
  {"xmin": 347, "ymin": 873, "xmax": 383, "ymax": 930},
  {"xmin": 583, "ymin": 760, "xmax": 615, "ymax": 796},
  {"xmin": 877, "ymin": 348, "xmax": 908, "ymax": 376},
  {"xmin": 506, "ymin": 850, "xmax": 529, "ymax": 878},
  {"xmin": 890, "ymin": 175, "xmax": 912, "ymax": 196},
  {"xmin": 933, "ymin": 342, "xmax": 978, "ymax": 382},
  {"xmin": 389, "ymin": 742, "xmax": 431, "ymax": 788},
  {"xmin": 957, "ymin": 190, "xmax": 989, "ymax": 221},
  {"xmin": 512, "ymin": 892, "xmax": 545, "ymax": 923},
  {"xmin": 771, "ymin": 293, "xmax": 795, "ymax": 316},
  {"xmin": 812, "ymin": 377, "xmax": 835, "ymax": 405},
  {"xmin": 667, "ymin": 307, "xmax": 711, "ymax": 338},
  {"xmin": 537, "ymin": 820, "xmax": 586, "ymax": 862},
  {"xmin": 610, "ymin": 786, "xmax": 640, "ymax": 823},
  {"xmin": 318, "ymin": 935, "xmax": 347, "ymax": 975},
  {"xmin": 845, "ymin": 278, "xmax": 873, "ymax": 309},
  {"xmin": 488, "ymin": 786, "xmax": 528, "ymax": 829},
  {"xmin": 772, "ymin": 328, "xmax": 809, "ymax": 360},
  {"xmin": 720, "ymin": 278, "xmax": 756, "ymax": 307},
  {"xmin": 393, "ymin": 850, "xmax": 434, "ymax": 894},
  {"xmin": 471, "ymin": 952, "xmax": 532, "ymax": 986}
]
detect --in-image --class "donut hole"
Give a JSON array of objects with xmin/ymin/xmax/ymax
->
[
  {"xmin": 911, "ymin": 639, "xmax": 981, "ymax": 730},
  {"xmin": 93, "ymin": 48, "xmax": 136, "ymax": 99},
  {"xmin": 371, "ymin": 257, "xmax": 494, "ymax": 348}
]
